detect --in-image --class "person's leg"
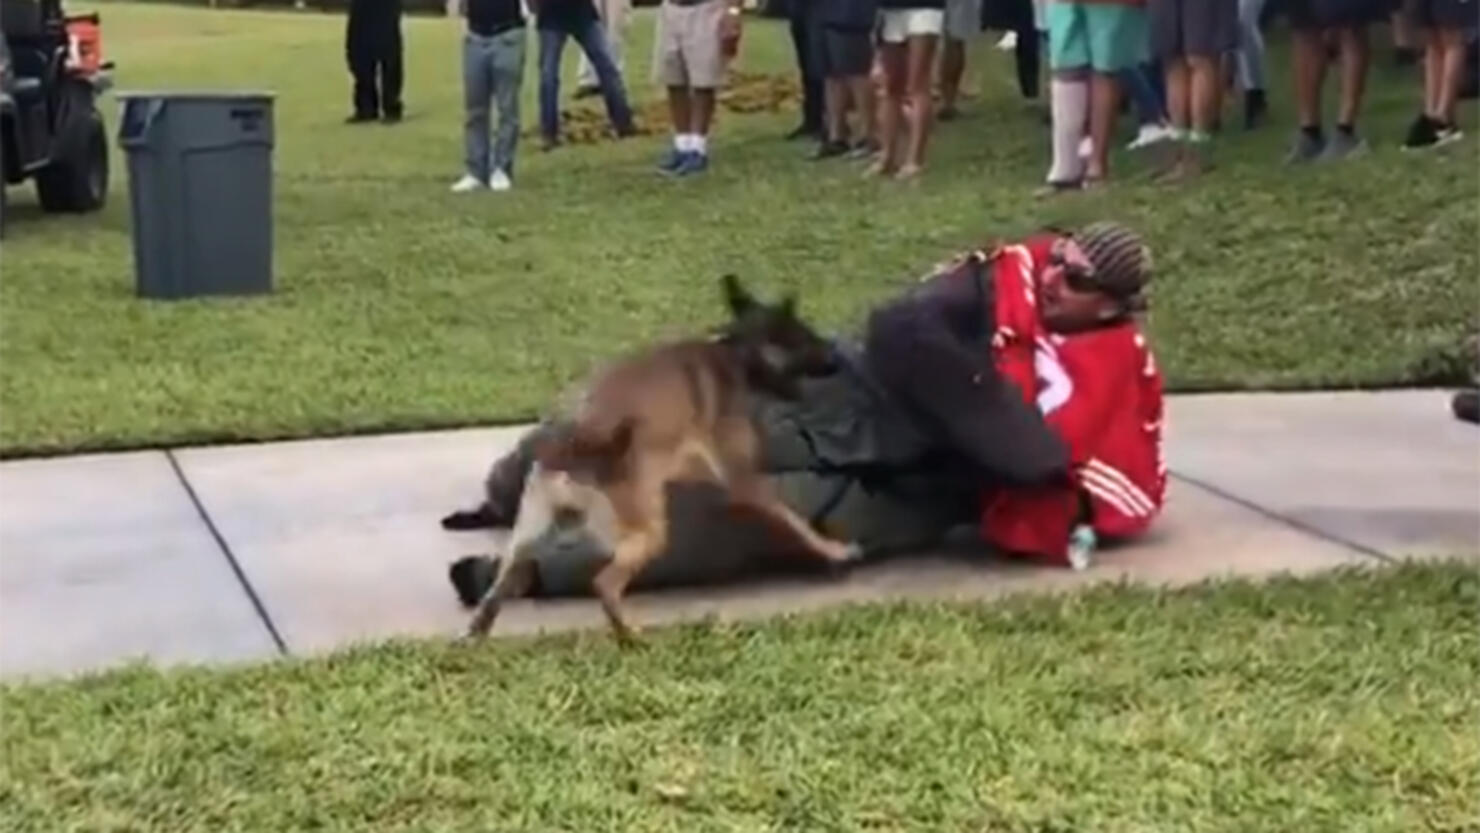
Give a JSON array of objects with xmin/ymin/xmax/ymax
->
[
  {"xmin": 940, "ymin": 37, "xmax": 968, "ymax": 117},
  {"xmin": 1435, "ymin": 25, "xmax": 1467, "ymax": 128},
  {"xmin": 537, "ymin": 28, "xmax": 566, "ymax": 146},
  {"xmin": 655, "ymin": 2, "xmax": 694, "ymax": 170},
  {"xmin": 1044, "ymin": 2, "xmax": 1091, "ymax": 186},
  {"xmin": 871, "ymin": 38, "xmax": 907, "ymax": 175},
  {"xmin": 1015, "ymin": 20, "xmax": 1041, "ymax": 99},
  {"xmin": 789, "ymin": 0, "xmax": 824, "ymax": 136},
  {"xmin": 1086, "ymin": 71, "xmax": 1121, "ymax": 181},
  {"xmin": 900, "ymin": 29, "xmax": 941, "ymax": 176},
  {"xmin": 1325, "ymin": 23, "xmax": 1371, "ymax": 157},
  {"xmin": 380, "ymin": 25, "xmax": 405, "ymax": 120},
  {"xmin": 1236, "ymin": 0, "xmax": 1268, "ymax": 127},
  {"xmin": 490, "ymin": 28, "xmax": 527, "ymax": 182},
  {"xmin": 661, "ymin": 85, "xmax": 694, "ymax": 169},
  {"xmin": 1392, "ymin": 5, "xmax": 1421, "ymax": 64},
  {"xmin": 459, "ymin": 34, "xmax": 493, "ymax": 186},
  {"xmin": 1288, "ymin": 23, "xmax": 1330, "ymax": 161},
  {"xmin": 573, "ymin": 20, "xmax": 636, "ymax": 135}
]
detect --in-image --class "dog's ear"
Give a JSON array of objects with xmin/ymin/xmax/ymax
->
[{"xmin": 722, "ymin": 273, "xmax": 758, "ymax": 318}]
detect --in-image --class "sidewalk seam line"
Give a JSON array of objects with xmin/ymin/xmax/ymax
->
[
  {"xmin": 164, "ymin": 450, "xmax": 290, "ymax": 655},
  {"xmin": 1169, "ymin": 471, "xmax": 1395, "ymax": 564}
]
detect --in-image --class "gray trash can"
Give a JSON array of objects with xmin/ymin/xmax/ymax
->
[{"xmin": 117, "ymin": 91, "xmax": 275, "ymax": 299}]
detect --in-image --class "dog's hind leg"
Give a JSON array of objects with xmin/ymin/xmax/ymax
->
[
  {"xmin": 464, "ymin": 463, "xmax": 556, "ymax": 638},
  {"xmin": 592, "ymin": 477, "xmax": 668, "ymax": 646},
  {"xmin": 726, "ymin": 472, "xmax": 863, "ymax": 567},
  {"xmin": 465, "ymin": 557, "xmax": 538, "ymax": 637}
]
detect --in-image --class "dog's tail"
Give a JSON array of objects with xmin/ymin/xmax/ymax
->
[{"xmin": 535, "ymin": 416, "xmax": 636, "ymax": 475}]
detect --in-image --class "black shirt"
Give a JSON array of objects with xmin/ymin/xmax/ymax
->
[
  {"xmin": 535, "ymin": 0, "xmax": 598, "ymax": 30},
  {"xmin": 468, "ymin": 0, "xmax": 525, "ymax": 36}
]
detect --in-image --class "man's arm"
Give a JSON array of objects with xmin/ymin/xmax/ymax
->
[{"xmin": 863, "ymin": 266, "xmax": 1071, "ymax": 488}]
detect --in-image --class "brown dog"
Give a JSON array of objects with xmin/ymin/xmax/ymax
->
[{"xmin": 464, "ymin": 275, "xmax": 863, "ymax": 644}]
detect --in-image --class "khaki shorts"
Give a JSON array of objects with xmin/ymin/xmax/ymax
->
[
  {"xmin": 880, "ymin": 8, "xmax": 946, "ymax": 43},
  {"xmin": 654, "ymin": 0, "xmax": 727, "ymax": 89}
]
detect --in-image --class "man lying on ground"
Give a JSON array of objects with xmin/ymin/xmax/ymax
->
[{"xmin": 443, "ymin": 222, "xmax": 1164, "ymax": 602}]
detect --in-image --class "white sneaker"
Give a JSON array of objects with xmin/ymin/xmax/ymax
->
[
  {"xmin": 488, "ymin": 169, "xmax": 512, "ymax": 192},
  {"xmin": 1126, "ymin": 123, "xmax": 1175, "ymax": 150},
  {"xmin": 450, "ymin": 174, "xmax": 485, "ymax": 193},
  {"xmin": 996, "ymin": 31, "xmax": 1018, "ymax": 51},
  {"xmin": 1077, "ymin": 136, "xmax": 1093, "ymax": 160}
]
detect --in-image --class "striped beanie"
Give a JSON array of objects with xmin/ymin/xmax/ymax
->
[{"xmin": 1074, "ymin": 222, "xmax": 1152, "ymax": 309}]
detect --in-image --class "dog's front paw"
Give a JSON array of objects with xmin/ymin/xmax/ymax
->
[{"xmin": 442, "ymin": 508, "xmax": 493, "ymax": 531}]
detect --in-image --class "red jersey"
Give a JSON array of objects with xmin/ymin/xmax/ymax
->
[{"xmin": 977, "ymin": 239, "xmax": 1167, "ymax": 566}]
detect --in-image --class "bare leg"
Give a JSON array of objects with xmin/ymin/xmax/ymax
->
[
  {"xmin": 900, "ymin": 33, "xmax": 940, "ymax": 176},
  {"xmin": 1293, "ymin": 28, "xmax": 1328, "ymax": 128},
  {"xmin": 824, "ymin": 77, "xmax": 848, "ymax": 142},
  {"xmin": 871, "ymin": 42, "xmax": 907, "ymax": 175},
  {"xmin": 1335, "ymin": 26, "xmax": 1370, "ymax": 127},
  {"xmin": 1435, "ymin": 27, "xmax": 1465, "ymax": 125},
  {"xmin": 1086, "ymin": 71, "xmax": 1120, "ymax": 182},
  {"xmin": 667, "ymin": 85, "xmax": 691, "ymax": 134},
  {"xmin": 692, "ymin": 88, "xmax": 716, "ymax": 136},
  {"xmin": 939, "ymin": 37, "xmax": 966, "ymax": 116},
  {"xmin": 847, "ymin": 74, "xmax": 876, "ymax": 146},
  {"xmin": 1424, "ymin": 30, "xmax": 1444, "ymax": 116}
]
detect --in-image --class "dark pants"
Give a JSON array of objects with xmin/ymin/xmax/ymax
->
[
  {"xmin": 789, "ymin": 0, "xmax": 825, "ymax": 131},
  {"xmin": 538, "ymin": 21, "xmax": 634, "ymax": 141},
  {"xmin": 1013, "ymin": 25, "xmax": 1041, "ymax": 99},
  {"xmin": 346, "ymin": 17, "xmax": 404, "ymax": 118}
]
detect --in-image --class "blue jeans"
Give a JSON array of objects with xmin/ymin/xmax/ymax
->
[
  {"xmin": 1118, "ymin": 60, "xmax": 1166, "ymax": 126},
  {"xmin": 463, "ymin": 29, "xmax": 526, "ymax": 180},
  {"xmin": 538, "ymin": 22, "xmax": 634, "ymax": 141}
]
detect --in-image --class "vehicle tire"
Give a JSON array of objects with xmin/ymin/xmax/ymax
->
[{"xmin": 36, "ymin": 104, "xmax": 108, "ymax": 214}]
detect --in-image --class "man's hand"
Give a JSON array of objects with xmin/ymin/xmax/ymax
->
[{"xmin": 719, "ymin": 4, "xmax": 743, "ymax": 59}]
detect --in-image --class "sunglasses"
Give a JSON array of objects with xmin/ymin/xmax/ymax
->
[{"xmin": 1048, "ymin": 240, "xmax": 1100, "ymax": 293}]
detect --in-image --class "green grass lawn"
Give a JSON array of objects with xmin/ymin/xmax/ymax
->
[
  {"xmin": 1, "ymin": 3, "xmax": 1475, "ymax": 456},
  {"xmin": 1, "ymin": 561, "xmax": 1476, "ymax": 831}
]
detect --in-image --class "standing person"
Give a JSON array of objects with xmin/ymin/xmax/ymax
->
[
  {"xmin": 1401, "ymin": 0, "xmax": 1475, "ymax": 149},
  {"xmin": 655, "ymin": 0, "xmax": 744, "ymax": 177},
  {"xmin": 452, "ymin": 0, "xmax": 528, "ymax": 193},
  {"xmin": 1040, "ymin": 0, "xmax": 1150, "ymax": 192},
  {"xmin": 789, "ymin": 0, "xmax": 827, "ymax": 139},
  {"xmin": 1148, "ymin": 0, "xmax": 1238, "ymax": 180},
  {"xmin": 938, "ymin": 0, "xmax": 984, "ymax": 119},
  {"xmin": 533, "ymin": 0, "xmax": 636, "ymax": 149},
  {"xmin": 1235, "ymin": 0, "xmax": 1269, "ymax": 128},
  {"xmin": 872, "ymin": 0, "xmax": 945, "ymax": 180},
  {"xmin": 345, "ymin": 0, "xmax": 405, "ymax": 124},
  {"xmin": 574, "ymin": 0, "xmax": 630, "ymax": 98},
  {"xmin": 1284, "ymin": 0, "xmax": 1394, "ymax": 163},
  {"xmin": 812, "ymin": 0, "xmax": 879, "ymax": 157}
]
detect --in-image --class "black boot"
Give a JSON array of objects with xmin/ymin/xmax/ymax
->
[{"xmin": 1454, "ymin": 390, "xmax": 1479, "ymax": 425}]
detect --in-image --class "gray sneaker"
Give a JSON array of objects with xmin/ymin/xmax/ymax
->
[
  {"xmin": 1322, "ymin": 130, "xmax": 1369, "ymax": 161},
  {"xmin": 1285, "ymin": 130, "xmax": 1326, "ymax": 164}
]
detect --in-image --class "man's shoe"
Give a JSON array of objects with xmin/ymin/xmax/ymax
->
[
  {"xmin": 381, "ymin": 110, "xmax": 403, "ymax": 124},
  {"xmin": 489, "ymin": 169, "xmax": 513, "ymax": 192},
  {"xmin": 346, "ymin": 112, "xmax": 377, "ymax": 124},
  {"xmin": 1285, "ymin": 129, "xmax": 1326, "ymax": 164},
  {"xmin": 573, "ymin": 84, "xmax": 601, "ymax": 99},
  {"xmin": 1322, "ymin": 129, "xmax": 1369, "ymax": 160},
  {"xmin": 1126, "ymin": 123, "xmax": 1174, "ymax": 150},
  {"xmin": 673, "ymin": 152, "xmax": 709, "ymax": 176},
  {"xmin": 1403, "ymin": 114, "xmax": 1440, "ymax": 149},
  {"xmin": 656, "ymin": 148, "xmax": 689, "ymax": 174},
  {"xmin": 450, "ymin": 174, "xmax": 486, "ymax": 193},
  {"xmin": 810, "ymin": 140, "xmax": 849, "ymax": 160}
]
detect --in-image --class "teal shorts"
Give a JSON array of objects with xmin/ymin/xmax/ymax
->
[{"xmin": 1046, "ymin": 2, "xmax": 1149, "ymax": 73}]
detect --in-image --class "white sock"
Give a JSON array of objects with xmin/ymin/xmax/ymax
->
[
  {"xmin": 1047, "ymin": 78, "xmax": 1089, "ymax": 184},
  {"xmin": 692, "ymin": 133, "xmax": 708, "ymax": 155},
  {"xmin": 674, "ymin": 133, "xmax": 690, "ymax": 152}
]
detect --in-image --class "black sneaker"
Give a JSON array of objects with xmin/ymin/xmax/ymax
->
[
  {"xmin": 810, "ymin": 139, "xmax": 849, "ymax": 160},
  {"xmin": 381, "ymin": 110, "xmax": 403, "ymax": 125},
  {"xmin": 345, "ymin": 112, "xmax": 377, "ymax": 124},
  {"xmin": 1435, "ymin": 122, "xmax": 1465, "ymax": 147},
  {"xmin": 1403, "ymin": 114, "xmax": 1440, "ymax": 149}
]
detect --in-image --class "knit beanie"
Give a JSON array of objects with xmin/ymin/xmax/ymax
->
[{"xmin": 1074, "ymin": 222, "xmax": 1152, "ymax": 310}]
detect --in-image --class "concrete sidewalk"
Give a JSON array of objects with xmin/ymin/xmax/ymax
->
[{"xmin": 2, "ymin": 390, "xmax": 1476, "ymax": 682}]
